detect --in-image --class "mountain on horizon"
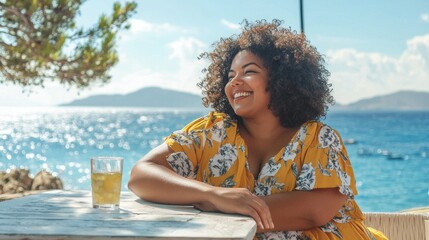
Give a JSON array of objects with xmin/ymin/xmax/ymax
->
[
  {"xmin": 60, "ymin": 87, "xmax": 204, "ymax": 108},
  {"xmin": 61, "ymin": 87, "xmax": 429, "ymax": 110},
  {"xmin": 333, "ymin": 90, "xmax": 429, "ymax": 110}
]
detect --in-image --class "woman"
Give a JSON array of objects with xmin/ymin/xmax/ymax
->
[{"xmin": 128, "ymin": 19, "xmax": 386, "ymax": 239}]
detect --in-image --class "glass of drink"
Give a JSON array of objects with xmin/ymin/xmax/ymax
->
[{"xmin": 90, "ymin": 156, "xmax": 123, "ymax": 210}]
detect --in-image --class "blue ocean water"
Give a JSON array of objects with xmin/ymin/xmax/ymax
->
[{"xmin": 0, "ymin": 107, "xmax": 428, "ymax": 212}]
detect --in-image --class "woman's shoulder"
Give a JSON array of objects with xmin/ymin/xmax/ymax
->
[
  {"xmin": 301, "ymin": 121, "xmax": 343, "ymax": 146},
  {"xmin": 182, "ymin": 111, "xmax": 236, "ymax": 132}
]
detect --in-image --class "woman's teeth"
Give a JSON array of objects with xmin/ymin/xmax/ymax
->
[{"xmin": 234, "ymin": 92, "xmax": 251, "ymax": 98}]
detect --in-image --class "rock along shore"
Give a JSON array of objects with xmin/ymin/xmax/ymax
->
[{"xmin": 0, "ymin": 168, "xmax": 63, "ymax": 201}]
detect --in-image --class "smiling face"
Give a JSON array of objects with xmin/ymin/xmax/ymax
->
[{"xmin": 224, "ymin": 50, "xmax": 272, "ymax": 119}]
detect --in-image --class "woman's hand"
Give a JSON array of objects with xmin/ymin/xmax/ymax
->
[{"xmin": 193, "ymin": 187, "xmax": 274, "ymax": 231}]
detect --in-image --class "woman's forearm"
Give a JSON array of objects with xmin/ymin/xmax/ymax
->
[
  {"xmin": 259, "ymin": 188, "xmax": 347, "ymax": 232},
  {"xmin": 128, "ymin": 161, "xmax": 214, "ymax": 205}
]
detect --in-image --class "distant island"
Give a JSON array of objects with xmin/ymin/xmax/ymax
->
[
  {"xmin": 333, "ymin": 90, "xmax": 429, "ymax": 111},
  {"xmin": 61, "ymin": 88, "xmax": 429, "ymax": 110},
  {"xmin": 60, "ymin": 87, "xmax": 205, "ymax": 108}
]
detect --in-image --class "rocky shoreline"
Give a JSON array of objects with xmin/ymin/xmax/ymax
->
[{"xmin": 0, "ymin": 168, "xmax": 63, "ymax": 201}]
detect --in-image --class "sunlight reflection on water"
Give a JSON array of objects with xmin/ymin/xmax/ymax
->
[{"xmin": 0, "ymin": 106, "xmax": 206, "ymax": 190}]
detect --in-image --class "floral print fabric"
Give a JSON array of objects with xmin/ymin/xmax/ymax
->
[{"xmin": 164, "ymin": 112, "xmax": 386, "ymax": 240}]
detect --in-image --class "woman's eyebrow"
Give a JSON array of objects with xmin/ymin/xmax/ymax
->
[
  {"xmin": 229, "ymin": 62, "xmax": 262, "ymax": 73},
  {"xmin": 242, "ymin": 62, "xmax": 262, "ymax": 69}
]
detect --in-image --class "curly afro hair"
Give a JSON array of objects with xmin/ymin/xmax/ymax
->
[{"xmin": 198, "ymin": 19, "xmax": 334, "ymax": 128}]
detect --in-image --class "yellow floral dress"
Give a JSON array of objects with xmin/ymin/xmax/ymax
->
[{"xmin": 165, "ymin": 112, "xmax": 387, "ymax": 240}]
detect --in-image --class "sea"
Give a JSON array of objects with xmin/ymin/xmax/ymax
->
[{"xmin": 1, "ymin": 107, "xmax": 428, "ymax": 212}]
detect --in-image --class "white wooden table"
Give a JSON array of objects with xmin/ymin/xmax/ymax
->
[{"xmin": 0, "ymin": 190, "xmax": 256, "ymax": 240}]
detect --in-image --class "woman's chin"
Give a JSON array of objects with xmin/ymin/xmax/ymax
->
[{"xmin": 233, "ymin": 107, "xmax": 250, "ymax": 118}]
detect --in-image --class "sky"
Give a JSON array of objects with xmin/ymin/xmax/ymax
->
[{"xmin": 1, "ymin": 0, "xmax": 428, "ymax": 106}]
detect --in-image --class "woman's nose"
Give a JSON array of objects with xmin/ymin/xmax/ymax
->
[{"xmin": 229, "ymin": 74, "xmax": 243, "ymax": 87}]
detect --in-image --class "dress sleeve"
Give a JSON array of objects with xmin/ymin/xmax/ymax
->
[
  {"xmin": 164, "ymin": 112, "xmax": 224, "ymax": 179},
  {"xmin": 295, "ymin": 123, "xmax": 358, "ymax": 198}
]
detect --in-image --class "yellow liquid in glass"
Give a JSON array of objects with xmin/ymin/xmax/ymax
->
[{"xmin": 91, "ymin": 172, "xmax": 122, "ymax": 205}]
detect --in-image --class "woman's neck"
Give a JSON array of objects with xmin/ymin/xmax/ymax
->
[{"xmin": 239, "ymin": 115, "xmax": 288, "ymax": 141}]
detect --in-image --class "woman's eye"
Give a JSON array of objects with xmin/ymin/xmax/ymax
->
[{"xmin": 245, "ymin": 70, "xmax": 256, "ymax": 74}]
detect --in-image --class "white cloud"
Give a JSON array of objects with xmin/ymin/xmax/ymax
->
[
  {"xmin": 168, "ymin": 37, "xmax": 205, "ymax": 61},
  {"xmin": 421, "ymin": 13, "xmax": 429, "ymax": 22},
  {"xmin": 84, "ymin": 38, "xmax": 208, "ymax": 98},
  {"xmin": 327, "ymin": 34, "xmax": 429, "ymax": 104},
  {"xmin": 221, "ymin": 19, "xmax": 241, "ymax": 30},
  {"xmin": 167, "ymin": 37, "xmax": 208, "ymax": 94}
]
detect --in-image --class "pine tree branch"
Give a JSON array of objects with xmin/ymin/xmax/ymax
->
[{"xmin": 0, "ymin": 3, "xmax": 35, "ymax": 32}]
